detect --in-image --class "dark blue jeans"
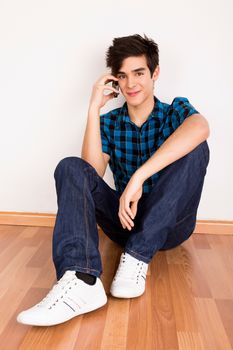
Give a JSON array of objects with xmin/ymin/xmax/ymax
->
[{"xmin": 52, "ymin": 141, "xmax": 210, "ymax": 280}]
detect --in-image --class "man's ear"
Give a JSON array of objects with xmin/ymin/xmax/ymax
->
[{"xmin": 152, "ymin": 65, "xmax": 160, "ymax": 81}]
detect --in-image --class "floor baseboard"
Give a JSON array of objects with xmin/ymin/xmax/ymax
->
[{"xmin": 0, "ymin": 211, "xmax": 232, "ymax": 235}]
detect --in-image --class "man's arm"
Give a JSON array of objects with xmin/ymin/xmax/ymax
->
[
  {"xmin": 81, "ymin": 74, "xmax": 119, "ymax": 178},
  {"xmin": 81, "ymin": 105, "xmax": 107, "ymax": 178},
  {"xmin": 134, "ymin": 114, "xmax": 210, "ymax": 182}
]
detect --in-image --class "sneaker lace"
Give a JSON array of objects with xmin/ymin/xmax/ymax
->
[
  {"xmin": 37, "ymin": 272, "xmax": 77, "ymax": 307},
  {"xmin": 115, "ymin": 253, "xmax": 146, "ymax": 280}
]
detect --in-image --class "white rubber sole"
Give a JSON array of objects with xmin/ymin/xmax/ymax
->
[
  {"xmin": 110, "ymin": 288, "xmax": 145, "ymax": 299},
  {"xmin": 17, "ymin": 296, "xmax": 108, "ymax": 326}
]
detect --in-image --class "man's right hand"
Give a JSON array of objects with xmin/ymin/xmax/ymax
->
[{"xmin": 89, "ymin": 74, "xmax": 120, "ymax": 110}]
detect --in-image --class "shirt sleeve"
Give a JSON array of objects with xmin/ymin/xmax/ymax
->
[
  {"xmin": 100, "ymin": 113, "xmax": 111, "ymax": 155},
  {"xmin": 171, "ymin": 96, "xmax": 199, "ymax": 129}
]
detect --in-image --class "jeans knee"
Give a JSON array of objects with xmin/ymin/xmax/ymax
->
[
  {"xmin": 54, "ymin": 156, "xmax": 87, "ymax": 179},
  {"xmin": 182, "ymin": 141, "xmax": 209, "ymax": 170},
  {"xmin": 192, "ymin": 141, "xmax": 208, "ymax": 158}
]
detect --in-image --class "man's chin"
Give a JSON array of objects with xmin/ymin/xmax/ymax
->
[
  {"xmin": 123, "ymin": 92, "xmax": 139, "ymax": 101},
  {"xmin": 125, "ymin": 97, "xmax": 143, "ymax": 107}
]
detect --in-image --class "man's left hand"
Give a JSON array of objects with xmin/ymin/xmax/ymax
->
[{"xmin": 118, "ymin": 174, "xmax": 144, "ymax": 231}]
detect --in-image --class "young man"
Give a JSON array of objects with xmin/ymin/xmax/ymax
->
[{"xmin": 17, "ymin": 34, "xmax": 210, "ymax": 326}]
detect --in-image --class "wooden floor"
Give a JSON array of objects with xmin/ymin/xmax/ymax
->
[{"xmin": 0, "ymin": 225, "xmax": 233, "ymax": 350}]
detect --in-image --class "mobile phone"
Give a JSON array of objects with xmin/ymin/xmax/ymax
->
[{"xmin": 112, "ymin": 81, "xmax": 120, "ymax": 98}]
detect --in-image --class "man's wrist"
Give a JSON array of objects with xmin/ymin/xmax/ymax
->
[
  {"xmin": 88, "ymin": 104, "xmax": 101, "ymax": 117},
  {"xmin": 133, "ymin": 168, "xmax": 148, "ymax": 184},
  {"xmin": 88, "ymin": 105, "xmax": 100, "ymax": 112}
]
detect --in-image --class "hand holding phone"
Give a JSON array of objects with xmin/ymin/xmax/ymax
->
[{"xmin": 89, "ymin": 74, "xmax": 120, "ymax": 110}]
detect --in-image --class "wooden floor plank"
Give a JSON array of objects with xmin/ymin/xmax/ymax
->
[
  {"xmin": 149, "ymin": 252, "xmax": 179, "ymax": 350},
  {"xmin": 195, "ymin": 243, "xmax": 233, "ymax": 298},
  {"xmin": 215, "ymin": 299, "xmax": 233, "ymax": 349},
  {"xmin": 100, "ymin": 298, "xmax": 129, "ymax": 350},
  {"xmin": 177, "ymin": 331, "xmax": 205, "ymax": 350},
  {"xmin": 194, "ymin": 298, "xmax": 232, "ymax": 350}
]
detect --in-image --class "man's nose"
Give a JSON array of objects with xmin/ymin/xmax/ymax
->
[{"xmin": 127, "ymin": 76, "xmax": 136, "ymax": 88}]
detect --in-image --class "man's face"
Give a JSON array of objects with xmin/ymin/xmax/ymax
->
[{"xmin": 116, "ymin": 55, "xmax": 159, "ymax": 107}]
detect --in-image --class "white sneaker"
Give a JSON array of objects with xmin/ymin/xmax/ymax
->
[
  {"xmin": 17, "ymin": 270, "xmax": 107, "ymax": 326},
  {"xmin": 110, "ymin": 252, "xmax": 149, "ymax": 298}
]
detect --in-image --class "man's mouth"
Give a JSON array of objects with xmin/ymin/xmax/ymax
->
[{"xmin": 127, "ymin": 91, "xmax": 140, "ymax": 97}]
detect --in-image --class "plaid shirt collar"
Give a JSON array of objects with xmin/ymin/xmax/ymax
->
[{"xmin": 115, "ymin": 95, "xmax": 164, "ymax": 128}]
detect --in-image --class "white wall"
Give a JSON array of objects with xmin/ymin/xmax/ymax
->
[{"xmin": 0, "ymin": 0, "xmax": 232, "ymax": 220}]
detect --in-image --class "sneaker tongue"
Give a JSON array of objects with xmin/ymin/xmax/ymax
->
[{"xmin": 62, "ymin": 270, "xmax": 76, "ymax": 279}]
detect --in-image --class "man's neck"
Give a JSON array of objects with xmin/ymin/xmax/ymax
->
[{"xmin": 127, "ymin": 94, "xmax": 155, "ymax": 127}]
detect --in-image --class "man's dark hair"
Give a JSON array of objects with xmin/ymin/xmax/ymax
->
[{"xmin": 105, "ymin": 33, "xmax": 159, "ymax": 78}]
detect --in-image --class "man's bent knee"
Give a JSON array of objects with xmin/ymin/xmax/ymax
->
[{"xmin": 54, "ymin": 156, "xmax": 91, "ymax": 179}]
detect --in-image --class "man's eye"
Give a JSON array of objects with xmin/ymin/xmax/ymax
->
[
  {"xmin": 136, "ymin": 72, "xmax": 143, "ymax": 76},
  {"xmin": 118, "ymin": 75, "xmax": 125, "ymax": 79}
]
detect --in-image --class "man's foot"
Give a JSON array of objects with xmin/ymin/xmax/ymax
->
[
  {"xmin": 17, "ymin": 270, "xmax": 107, "ymax": 326},
  {"xmin": 110, "ymin": 252, "xmax": 149, "ymax": 298}
]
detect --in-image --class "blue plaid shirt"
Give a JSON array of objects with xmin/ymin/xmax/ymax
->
[{"xmin": 100, "ymin": 96, "xmax": 199, "ymax": 195}]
